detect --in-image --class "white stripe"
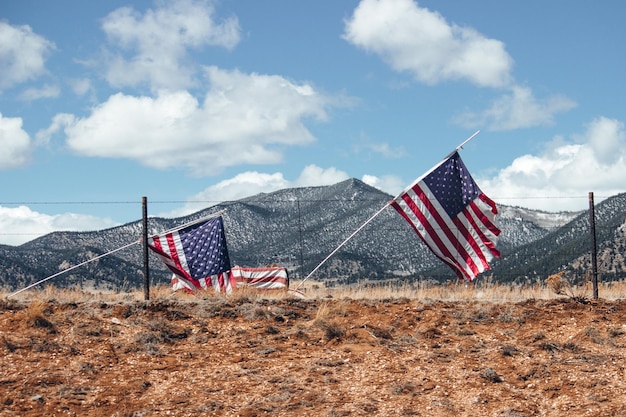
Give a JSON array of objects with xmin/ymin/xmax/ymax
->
[
  {"xmin": 210, "ymin": 275, "xmax": 221, "ymax": 292},
  {"xmin": 170, "ymin": 232, "xmax": 191, "ymax": 277},
  {"xmin": 224, "ymin": 275, "xmax": 233, "ymax": 294},
  {"xmin": 237, "ymin": 281, "xmax": 287, "ymax": 290},
  {"xmin": 474, "ymin": 198, "xmax": 500, "ymax": 243},
  {"xmin": 171, "ymin": 275, "xmax": 195, "ymax": 292}
]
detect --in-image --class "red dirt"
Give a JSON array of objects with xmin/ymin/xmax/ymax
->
[{"xmin": 1, "ymin": 296, "xmax": 625, "ymax": 416}]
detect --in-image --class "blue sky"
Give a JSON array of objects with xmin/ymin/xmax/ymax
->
[{"xmin": 1, "ymin": 0, "xmax": 625, "ymax": 246}]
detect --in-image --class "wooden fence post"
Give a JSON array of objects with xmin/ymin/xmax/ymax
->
[
  {"xmin": 589, "ymin": 192, "xmax": 598, "ymax": 300},
  {"xmin": 142, "ymin": 196, "xmax": 150, "ymax": 301}
]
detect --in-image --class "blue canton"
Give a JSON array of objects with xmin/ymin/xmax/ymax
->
[
  {"xmin": 422, "ymin": 152, "xmax": 480, "ymax": 218},
  {"xmin": 179, "ymin": 217, "xmax": 231, "ymax": 280}
]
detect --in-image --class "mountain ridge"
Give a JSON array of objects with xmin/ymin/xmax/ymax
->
[{"xmin": 2, "ymin": 178, "xmax": 622, "ymax": 292}]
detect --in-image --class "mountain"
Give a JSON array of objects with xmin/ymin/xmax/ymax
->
[
  {"xmin": 3, "ymin": 178, "xmax": 622, "ymax": 292},
  {"xmin": 489, "ymin": 193, "xmax": 626, "ymax": 283}
]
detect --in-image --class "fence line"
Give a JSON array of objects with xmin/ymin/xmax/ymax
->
[{"xmin": 0, "ymin": 195, "xmax": 613, "ymax": 205}]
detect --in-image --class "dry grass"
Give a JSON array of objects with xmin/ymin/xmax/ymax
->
[
  {"xmin": 296, "ymin": 277, "xmax": 626, "ymax": 302},
  {"xmin": 2, "ymin": 278, "xmax": 626, "ymax": 303}
]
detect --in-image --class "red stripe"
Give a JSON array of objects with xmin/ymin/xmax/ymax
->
[
  {"xmin": 228, "ymin": 272, "xmax": 238, "ymax": 291},
  {"xmin": 237, "ymin": 276, "xmax": 289, "ymax": 285},
  {"xmin": 451, "ymin": 214, "xmax": 483, "ymax": 277},
  {"xmin": 463, "ymin": 205, "xmax": 495, "ymax": 262},
  {"xmin": 217, "ymin": 273, "xmax": 226, "ymax": 291},
  {"xmin": 148, "ymin": 242, "xmax": 194, "ymax": 284},
  {"xmin": 479, "ymin": 193, "xmax": 499, "ymax": 216},
  {"xmin": 165, "ymin": 233, "xmax": 180, "ymax": 268},
  {"xmin": 232, "ymin": 266, "xmax": 286, "ymax": 273},
  {"xmin": 152, "ymin": 236, "xmax": 163, "ymax": 252},
  {"xmin": 473, "ymin": 196, "xmax": 501, "ymax": 255},
  {"xmin": 163, "ymin": 232, "xmax": 197, "ymax": 287},
  {"xmin": 455, "ymin": 209, "xmax": 489, "ymax": 272},
  {"xmin": 468, "ymin": 202, "xmax": 501, "ymax": 258},
  {"xmin": 477, "ymin": 194, "xmax": 502, "ymax": 237}
]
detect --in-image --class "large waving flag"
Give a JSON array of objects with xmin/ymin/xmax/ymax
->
[
  {"xmin": 391, "ymin": 151, "xmax": 501, "ymax": 281},
  {"xmin": 148, "ymin": 216, "xmax": 234, "ymax": 292}
]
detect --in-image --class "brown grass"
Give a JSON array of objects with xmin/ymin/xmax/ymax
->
[{"xmin": 3, "ymin": 278, "xmax": 626, "ymax": 303}]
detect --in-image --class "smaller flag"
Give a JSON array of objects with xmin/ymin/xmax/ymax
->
[
  {"xmin": 230, "ymin": 266, "xmax": 289, "ymax": 290},
  {"xmin": 149, "ymin": 216, "xmax": 234, "ymax": 292},
  {"xmin": 391, "ymin": 151, "xmax": 501, "ymax": 281}
]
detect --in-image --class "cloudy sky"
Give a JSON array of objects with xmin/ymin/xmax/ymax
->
[{"xmin": 1, "ymin": 0, "xmax": 625, "ymax": 245}]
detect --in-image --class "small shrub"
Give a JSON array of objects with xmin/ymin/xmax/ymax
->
[
  {"xmin": 546, "ymin": 272, "xmax": 589, "ymax": 302},
  {"xmin": 391, "ymin": 382, "xmax": 415, "ymax": 395},
  {"xmin": 481, "ymin": 368, "xmax": 503, "ymax": 383},
  {"xmin": 266, "ymin": 326, "xmax": 280, "ymax": 335},
  {"xmin": 320, "ymin": 322, "xmax": 345, "ymax": 342},
  {"xmin": 609, "ymin": 327, "xmax": 625, "ymax": 338},
  {"xmin": 456, "ymin": 328, "xmax": 476, "ymax": 336},
  {"xmin": 585, "ymin": 327, "xmax": 604, "ymax": 344},
  {"xmin": 531, "ymin": 331, "xmax": 546, "ymax": 342},
  {"xmin": 538, "ymin": 341, "xmax": 559, "ymax": 352},
  {"xmin": 2, "ymin": 336, "xmax": 18, "ymax": 352},
  {"xmin": 368, "ymin": 325, "xmax": 393, "ymax": 340},
  {"xmin": 26, "ymin": 301, "xmax": 49, "ymax": 326},
  {"xmin": 255, "ymin": 347, "xmax": 276, "ymax": 355},
  {"xmin": 562, "ymin": 342, "xmax": 582, "ymax": 352},
  {"xmin": 501, "ymin": 344, "xmax": 519, "ymax": 357},
  {"xmin": 546, "ymin": 272, "xmax": 569, "ymax": 296}
]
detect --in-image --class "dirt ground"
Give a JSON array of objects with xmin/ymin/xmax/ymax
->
[{"xmin": 1, "ymin": 294, "xmax": 625, "ymax": 417}]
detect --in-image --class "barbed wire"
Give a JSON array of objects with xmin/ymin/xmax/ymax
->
[
  {"xmin": 0, "ymin": 194, "xmax": 613, "ymax": 206},
  {"xmin": 1, "ymin": 221, "xmax": 612, "ymax": 238}
]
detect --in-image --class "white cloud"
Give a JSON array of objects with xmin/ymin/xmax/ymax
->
[
  {"xmin": 18, "ymin": 83, "xmax": 60, "ymax": 101},
  {"xmin": 343, "ymin": 0, "xmax": 513, "ymax": 88},
  {"xmin": 354, "ymin": 135, "xmax": 407, "ymax": 158},
  {"xmin": 479, "ymin": 117, "xmax": 626, "ymax": 211},
  {"xmin": 583, "ymin": 116, "xmax": 625, "ymax": 165},
  {"xmin": 195, "ymin": 171, "xmax": 289, "ymax": 203},
  {"xmin": 0, "ymin": 21, "xmax": 55, "ymax": 91},
  {"xmin": 293, "ymin": 165, "xmax": 349, "ymax": 187},
  {"xmin": 0, "ymin": 113, "xmax": 33, "ymax": 169},
  {"xmin": 57, "ymin": 67, "xmax": 335, "ymax": 175},
  {"xmin": 345, "ymin": 1, "xmax": 576, "ymax": 131},
  {"xmin": 102, "ymin": 0, "xmax": 241, "ymax": 90},
  {"xmin": 35, "ymin": 113, "xmax": 75, "ymax": 146},
  {"xmin": 69, "ymin": 78, "xmax": 93, "ymax": 96},
  {"xmin": 454, "ymin": 86, "xmax": 577, "ymax": 131},
  {"xmin": 361, "ymin": 174, "xmax": 404, "ymax": 196},
  {"xmin": 162, "ymin": 165, "xmax": 350, "ymax": 217},
  {"xmin": 0, "ymin": 205, "xmax": 119, "ymax": 246}
]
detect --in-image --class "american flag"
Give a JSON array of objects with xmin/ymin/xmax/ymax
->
[
  {"xmin": 391, "ymin": 151, "xmax": 501, "ymax": 281},
  {"xmin": 230, "ymin": 266, "xmax": 289, "ymax": 290},
  {"xmin": 148, "ymin": 216, "xmax": 234, "ymax": 292}
]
